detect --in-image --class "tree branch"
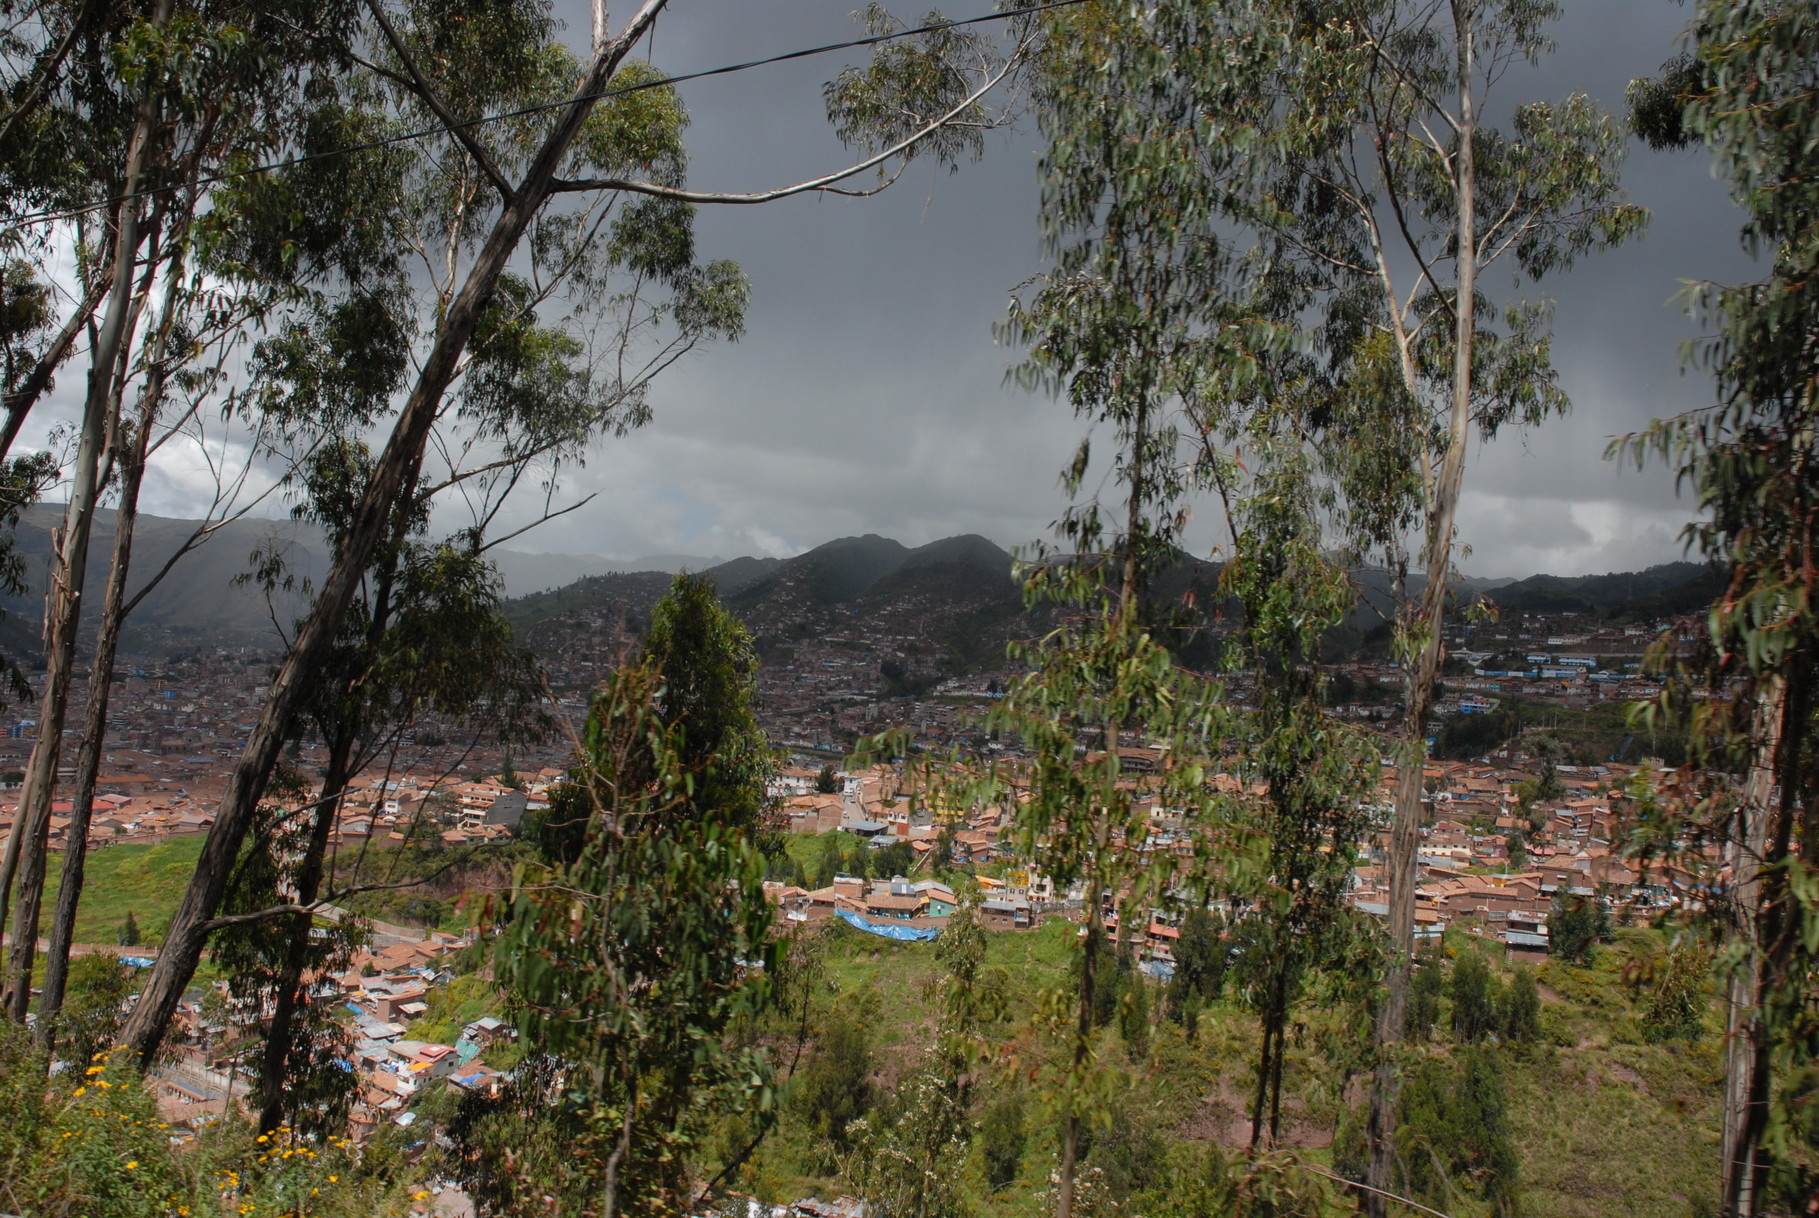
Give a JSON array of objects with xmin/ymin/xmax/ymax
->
[
  {"xmin": 548, "ymin": 51, "xmax": 1020, "ymax": 205},
  {"xmin": 476, "ymin": 491, "xmax": 599, "ymax": 553},
  {"xmin": 198, "ymin": 869, "xmax": 461, "ymax": 934},
  {"xmin": 0, "ymin": 0, "xmax": 90, "ymax": 148},
  {"xmin": 366, "ymin": 0, "xmax": 518, "ymax": 202},
  {"xmin": 0, "ymin": 269, "xmax": 111, "ymax": 462}
]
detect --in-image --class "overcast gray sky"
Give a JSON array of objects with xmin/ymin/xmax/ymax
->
[{"xmin": 131, "ymin": 1, "xmax": 1757, "ymax": 579}]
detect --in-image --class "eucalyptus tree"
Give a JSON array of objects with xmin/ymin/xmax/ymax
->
[
  {"xmin": 0, "ymin": 2, "xmax": 144, "ymax": 725},
  {"xmin": 1017, "ymin": 3, "xmax": 1642, "ymax": 1207},
  {"xmin": 0, "ymin": 0, "xmax": 366, "ymax": 1023},
  {"xmin": 471, "ymin": 577, "xmax": 774, "ymax": 1218},
  {"xmin": 116, "ymin": 0, "xmax": 1041, "ymax": 1069},
  {"xmin": 640, "ymin": 570, "xmax": 770, "ymax": 833},
  {"xmin": 207, "ymin": 776, "xmax": 369, "ymax": 1140},
  {"xmin": 983, "ymin": 219, "xmax": 1242, "ymax": 1208},
  {"xmin": 232, "ymin": 435, "xmax": 547, "ymax": 1134},
  {"xmin": 998, "ymin": 1, "xmax": 1380, "ymax": 1203},
  {"xmin": 34, "ymin": 122, "xmax": 320, "ymax": 1045},
  {"xmin": 1215, "ymin": 430, "xmax": 1380, "ymax": 1150},
  {"xmin": 0, "ymin": 0, "xmax": 140, "ymax": 453},
  {"xmin": 1623, "ymin": 4, "xmax": 1819, "ymax": 1212}
]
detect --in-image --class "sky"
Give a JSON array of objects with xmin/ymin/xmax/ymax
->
[{"xmin": 113, "ymin": 0, "xmax": 1757, "ymax": 580}]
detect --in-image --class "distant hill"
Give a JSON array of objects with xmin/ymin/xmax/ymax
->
[
  {"xmin": 0, "ymin": 505, "xmax": 324, "ymax": 659},
  {"xmin": 488, "ymin": 549, "xmax": 719, "ymax": 596},
  {"xmin": 506, "ymin": 533, "xmax": 1030, "ymax": 687},
  {"xmin": 722, "ymin": 534, "xmax": 1015, "ymax": 615},
  {"xmin": 1482, "ymin": 561, "xmax": 1718, "ymax": 619},
  {"xmin": 0, "ymin": 506, "xmax": 718, "ymax": 661},
  {"xmin": 0, "ymin": 503, "xmax": 1725, "ymax": 670}
]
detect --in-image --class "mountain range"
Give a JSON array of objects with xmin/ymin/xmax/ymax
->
[
  {"xmin": 0, "ymin": 506, "xmax": 715, "ymax": 660},
  {"xmin": 0, "ymin": 506, "xmax": 1724, "ymax": 665}
]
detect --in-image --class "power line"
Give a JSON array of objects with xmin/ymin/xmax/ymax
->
[{"xmin": 4, "ymin": 0, "xmax": 1083, "ymax": 231}]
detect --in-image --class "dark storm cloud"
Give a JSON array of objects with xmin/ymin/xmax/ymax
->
[
  {"xmin": 91, "ymin": 1, "xmax": 1751, "ymax": 576},
  {"xmin": 497, "ymin": 0, "xmax": 1759, "ymax": 576}
]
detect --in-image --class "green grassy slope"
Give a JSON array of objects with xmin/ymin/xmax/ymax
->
[
  {"xmin": 745, "ymin": 914, "xmax": 1723, "ymax": 1218},
  {"xmin": 38, "ymin": 834, "xmax": 205, "ymax": 946}
]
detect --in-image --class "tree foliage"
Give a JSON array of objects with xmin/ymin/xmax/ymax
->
[
  {"xmin": 1395, "ymin": 1046, "xmax": 1520, "ymax": 1218},
  {"xmin": 1502, "ymin": 966, "xmax": 1541, "ymax": 1045},
  {"xmin": 1619, "ymin": 2, "xmax": 1819, "ymax": 1209},
  {"xmin": 795, "ymin": 999, "xmax": 878, "ymax": 1161},
  {"xmin": 1450, "ymin": 949, "xmax": 1501, "ymax": 1044},
  {"xmin": 1549, "ymin": 889, "xmax": 1606, "ymax": 968},
  {"xmin": 641, "ymin": 572, "xmax": 772, "ymax": 833},
  {"xmin": 476, "ymin": 634, "xmax": 777, "ymax": 1217}
]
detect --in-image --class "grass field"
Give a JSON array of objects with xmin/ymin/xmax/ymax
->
[
  {"xmin": 37, "ymin": 834, "xmax": 205, "ymax": 947},
  {"xmin": 746, "ymin": 913, "xmax": 1724, "ymax": 1218}
]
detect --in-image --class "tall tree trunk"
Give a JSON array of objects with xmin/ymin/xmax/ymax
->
[
  {"xmin": 1721, "ymin": 675, "xmax": 1789, "ymax": 1218},
  {"xmin": 0, "ymin": 26, "xmax": 167, "ymax": 1014},
  {"xmin": 1367, "ymin": 6, "xmax": 1477, "ymax": 1212},
  {"xmin": 115, "ymin": 4, "xmax": 668, "ymax": 1067},
  {"xmin": 1251, "ymin": 1008, "xmax": 1275, "ymax": 1151},
  {"xmin": 1056, "ymin": 913, "xmax": 1100, "ymax": 1218},
  {"xmin": 36, "ymin": 361, "xmax": 162, "ymax": 1048},
  {"xmin": 257, "ymin": 731, "xmax": 355, "ymax": 1133}
]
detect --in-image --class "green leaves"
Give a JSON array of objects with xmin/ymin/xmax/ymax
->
[
  {"xmin": 823, "ymin": 6, "xmax": 999, "ymax": 176},
  {"xmin": 572, "ymin": 60, "xmax": 689, "ymax": 183},
  {"xmin": 1613, "ymin": 12, "xmax": 1819, "ymax": 1204},
  {"xmin": 475, "ymin": 582, "xmax": 778, "ymax": 1216}
]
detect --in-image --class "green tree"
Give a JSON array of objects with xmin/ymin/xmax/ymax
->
[
  {"xmin": 966, "ymin": 560, "xmax": 1226, "ymax": 1218},
  {"xmin": 816, "ymin": 835, "xmax": 843, "ymax": 890},
  {"xmin": 1549, "ymin": 889, "xmax": 1606, "ymax": 967},
  {"xmin": 56, "ymin": 953, "xmax": 130, "ymax": 1070},
  {"xmin": 1537, "ymin": 756, "xmax": 1566, "ymax": 803},
  {"xmin": 114, "ymin": 1, "xmax": 1037, "ymax": 1067},
  {"xmin": 848, "ymin": 1070, "xmax": 971, "ymax": 1218},
  {"xmin": 816, "ymin": 764, "xmax": 840, "ymax": 795},
  {"xmin": 1408, "ymin": 959, "xmax": 1444, "ymax": 1042},
  {"xmin": 1506, "ymin": 828, "xmax": 1529, "ymax": 873},
  {"xmin": 849, "ymin": 902, "xmax": 986, "ymax": 1218},
  {"xmin": 1395, "ymin": 1046, "xmax": 1520, "ymax": 1218},
  {"xmin": 1016, "ymin": 2, "xmax": 1640, "ymax": 1204},
  {"xmin": 1502, "ymin": 966, "xmax": 1541, "ymax": 1044},
  {"xmin": 795, "ymin": 1002, "xmax": 877, "ymax": 1159},
  {"xmin": 209, "ymin": 786, "xmax": 365, "ymax": 1139},
  {"xmin": 116, "ymin": 912, "xmax": 139, "ymax": 949},
  {"xmin": 642, "ymin": 572, "xmax": 770, "ymax": 831},
  {"xmin": 1450, "ymin": 950, "xmax": 1500, "ymax": 1044},
  {"xmin": 1166, "ymin": 906, "xmax": 1225, "ymax": 1032},
  {"xmin": 1217, "ymin": 437, "xmax": 1382, "ymax": 1149},
  {"xmin": 476, "ymin": 656, "xmax": 778, "ymax": 1217},
  {"xmin": 2, "ymin": 0, "xmax": 358, "ymax": 1032},
  {"xmin": 876, "ymin": 839, "xmax": 915, "ymax": 879},
  {"xmin": 980, "ymin": 1093, "xmax": 1027, "ymax": 1192},
  {"xmin": 1622, "ymin": 4, "xmax": 1819, "ymax": 1209},
  {"xmin": 1639, "ymin": 939, "xmax": 1708, "ymax": 1045},
  {"xmin": 1118, "ymin": 961, "xmax": 1152, "ymax": 1062},
  {"xmin": 263, "ymin": 438, "xmax": 545, "ymax": 1133}
]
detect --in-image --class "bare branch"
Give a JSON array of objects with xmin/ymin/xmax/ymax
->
[
  {"xmin": 477, "ymin": 491, "xmax": 600, "ymax": 553},
  {"xmin": 549, "ymin": 50, "xmax": 1021, "ymax": 205}
]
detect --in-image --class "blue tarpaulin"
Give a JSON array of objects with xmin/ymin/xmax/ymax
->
[{"xmin": 836, "ymin": 910, "xmax": 941, "ymax": 942}]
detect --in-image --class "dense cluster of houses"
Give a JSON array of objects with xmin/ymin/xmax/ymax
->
[
  {"xmin": 1344, "ymin": 757, "xmax": 1676, "ymax": 956},
  {"xmin": 144, "ymin": 928, "xmax": 516, "ymax": 1144},
  {"xmin": 766, "ymin": 746, "xmax": 1680, "ymax": 969}
]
